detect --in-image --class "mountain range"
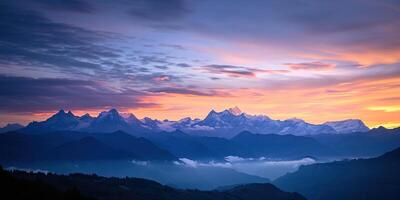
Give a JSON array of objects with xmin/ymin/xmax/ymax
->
[
  {"xmin": 8, "ymin": 107, "xmax": 370, "ymax": 138},
  {"xmin": 4, "ymin": 107, "xmax": 399, "ymax": 163}
]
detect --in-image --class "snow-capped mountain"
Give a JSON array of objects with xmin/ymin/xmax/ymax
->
[
  {"xmin": 228, "ymin": 106, "xmax": 243, "ymax": 116},
  {"xmin": 187, "ymin": 109, "xmax": 336, "ymax": 137},
  {"xmin": 24, "ymin": 110, "xmax": 80, "ymax": 133},
  {"xmin": 19, "ymin": 107, "xmax": 370, "ymax": 137},
  {"xmin": 86, "ymin": 108, "xmax": 131, "ymax": 133},
  {"xmin": 324, "ymin": 119, "xmax": 370, "ymax": 133},
  {"xmin": 278, "ymin": 118, "xmax": 336, "ymax": 136},
  {"xmin": 23, "ymin": 109, "xmax": 148, "ymax": 134},
  {"xmin": 135, "ymin": 107, "xmax": 338, "ymax": 137}
]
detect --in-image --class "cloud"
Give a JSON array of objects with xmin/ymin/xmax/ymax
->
[
  {"xmin": 147, "ymin": 87, "xmax": 217, "ymax": 96},
  {"xmin": 285, "ymin": 1, "xmax": 400, "ymax": 34},
  {"xmin": 7, "ymin": 166, "xmax": 49, "ymax": 175},
  {"xmin": 0, "ymin": 2, "xmax": 192, "ymax": 91},
  {"xmin": 174, "ymin": 157, "xmax": 316, "ymax": 171},
  {"xmin": 127, "ymin": 0, "xmax": 188, "ymax": 22},
  {"xmin": 185, "ymin": 125, "xmax": 214, "ymax": 131},
  {"xmin": 152, "ymin": 75, "xmax": 171, "ymax": 82},
  {"xmin": 224, "ymin": 156, "xmax": 245, "ymax": 162},
  {"xmin": 131, "ymin": 160, "xmax": 148, "ymax": 166},
  {"xmin": 159, "ymin": 44, "xmax": 186, "ymax": 50},
  {"xmin": 0, "ymin": 76, "xmax": 157, "ymax": 113},
  {"xmin": 367, "ymin": 106, "xmax": 400, "ymax": 112},
  {"xmin": 285, "ymin": 61, "xmax": 335, "ymax": 71},
  {"xmin": 182, "ymin": 1, "xmax": 400, "ymax": 66},
  {"xmin": 33, "ymin": 0, "xmax": 95, "ymax": 13},
  {"xmin": 177, "ymin": 158, "xmax": 199, "ymax": 168},
  {"xmin": 176, "ymin": 63, "xmax": 192, "ymax": 68},
  {"xmin": 175, "ymin": 158, "xmax": 232, "ymax": 168},
  {"xmin": 0, "ymin": 3, "xmax": 121, "ymax": 74},
  {"xmin": 200, "ymin": 65, "xmax": 288, "ymax": 78}
]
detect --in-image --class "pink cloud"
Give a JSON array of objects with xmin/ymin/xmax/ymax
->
[
  {"xmin": 285, "ymin": 61, "xmax": 335, "ymax": 71},
  {"xmin": 153, "ymin": 75, "xmax": 170, "ymax": 81}
]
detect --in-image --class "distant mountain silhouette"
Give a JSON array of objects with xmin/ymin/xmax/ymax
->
[
  {"xmin": 94, "ymin": 131, "xmax": 176, "ymax": 160},
  {"xmin": 0, "ymin": 123, "xmax": 24, "ymax": 133},
  {"xmin": 230, "ymin": 131, "xmax": 337, "ymax": 158},
  {"xmin": 0, "ymin": 131, "xmax": 176, "ymax": 162},
  {"xmin": 140, "ymin": 130, "xmax": 339, "ymax": 160},
  {"xmin": 4, "ymin": 127, "xmax": 400, "ymax": 162},
  {"xmin": 274, "ymin": 147, "xmax": 400, "ymax": 200},
  {"xmin": 47, "ymin": 136, "xmax": 139, "ymax": 161},
  {"xmin": 311, "ymin": 127, "xmax": 400, "ymax": 157},
  {"xmin": 144, "ymin": 130, "xmax": 222, "ymax": 160},
  {"xmin": 2, "ymin": 167, "xmax": 306, "ymax": 200}
]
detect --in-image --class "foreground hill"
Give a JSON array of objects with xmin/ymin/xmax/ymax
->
[
  {"xmin": 2, "ymin": 167, "xmax": 306, "ymax": 200},
  {"xmin": 0, "ymin": 167, "xmax": 92, "ymax": 200},
  {"xmin": 274, "ymin": 147, "xmax": 400, "ymax": 200}
]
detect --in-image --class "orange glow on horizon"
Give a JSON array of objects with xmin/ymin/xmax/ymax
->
[{"xmin": 1, "ymin": 77, "xmax": 400, "ymax": 129}]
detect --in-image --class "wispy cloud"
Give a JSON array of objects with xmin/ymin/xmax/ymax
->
[
  {"xmin": 200, "ymin": 65, "xmax": 288, "ymax": 78},
  {"xmin": 367, "ymin": 106, "xmax": 400, "ymax": 112},
  {"xmin": 147, "ymin": 87, "xmax": 223, "ymax": 96},
  {"xmin": 285, "ymin": 61, "xmax": 335, "ymax": 71},
  {"xmin": 0, "ymin": 76, "xmax": 157, "ymax": 113},
  {"xmin": 32, "ymin": 0, "xmax": 95, "ymax": 13}
]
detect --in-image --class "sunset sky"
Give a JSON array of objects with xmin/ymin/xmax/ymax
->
[{"xmin": 1, "ymin": 0, "xmax": 400, "ymax": 128}]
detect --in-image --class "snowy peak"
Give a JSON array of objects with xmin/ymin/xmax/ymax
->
[
  {"xmin": 324, "ymin": 119, "xmax": 369, "ymax": 134},
  {"xmin": 79, "ymin": 113, "xmax": 93, "ymax": 121},
  {"xmin": 98, "ymin": 108, "xmax": 121, "ymax": 119},
  {"xmin": 88, "ymin": 108, "xmax": 147, "ymax": 133},
  {"xmin": 286, "ymin": 118, "xmax": 306, "ymax": 123},
  {"xmin": 227, "ymin": 106, "xmax": 242, "ymax": 116},
  {"xmin": 46, "ymin": 109, "xmax": 78, "ymax": 124},
  {"xmin": 124, "ymin": 113, "xmax": 142, "ymax": 125},
  {"xmin": 94, "ymin": 108, "xmax": 130, "ymax": 125},
  {"xmin": 48, "ymin": 109, "xmax": 76, "ymax": 120},
  {"xmin": 200, "ymin": 108, "xmax": 239, "ymax": 128}
]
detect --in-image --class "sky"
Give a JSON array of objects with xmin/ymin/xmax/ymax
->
[{"xmin": 1, "ymin": 0, "xmax": 400, "ymax": 128}]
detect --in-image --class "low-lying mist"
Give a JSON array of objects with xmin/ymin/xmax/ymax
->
[
  {"xmin": 174, "ymin": 156, "xmax": 316, "ymax": 180},
  {"xmin": 4, "ymin": 157, "xmax": 317, "ymax": 190}
]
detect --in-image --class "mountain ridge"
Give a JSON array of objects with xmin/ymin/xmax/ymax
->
[{"xmin": 14, "ymin": 107, "xmax": 371, "ymax": 137}]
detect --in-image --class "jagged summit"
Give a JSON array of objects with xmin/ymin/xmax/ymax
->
[
  {"xmin": 227, "ymin": 106, "xmax": 243, "ymax": 116},
  {"xmin": 48, "ymin": 109, "xmax": 76, "ymax": 121},
  {"xmin": 98, "ymin": 108, "xmax": 120, "ymax": 118},
  {"xmin": 323, "ymin": 119, "xmax": 369, "ymax": 133}
]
